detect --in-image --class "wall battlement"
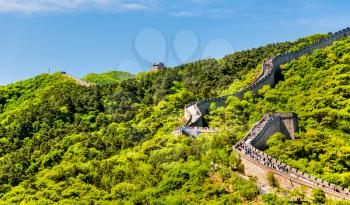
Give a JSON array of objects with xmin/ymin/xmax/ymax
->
[
  {"xmin": 174, "ymin": 126, "xmax": 219, "ymax": 137},
  {"xmin": 236, "ymin": 112, "xmax": 350, "ymax": 200},
  {"xmin": 177, "ymin": 27, "xmax": 350, "ymax": 200},
  {"xmin": 184, "ymin": 27, "xmax": 350, "ymax": 128},
  {"xmin": 249, "ymin": 112, "xmax": 298, "ymax": 150}
]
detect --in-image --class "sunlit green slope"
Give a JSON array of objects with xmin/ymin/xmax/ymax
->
[
  {"xmin": 82, "ymin": 71, "xmax": 134, "ymax": 85},
  {"xmin": 1, "ymin": 33, "xmax": 348, "ymax": 204}
]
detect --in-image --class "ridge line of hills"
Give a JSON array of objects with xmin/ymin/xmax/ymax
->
[
  {"xmin": 0, "ymin": 28, "xmax": 350, "ymax": 204},
  {"xmin": 176, "ymin": 27, "xmax": 350, "ymax": 200}
]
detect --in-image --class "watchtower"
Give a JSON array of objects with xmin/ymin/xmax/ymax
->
[
  {"xmin": 151, "ymin": 62, "xmax": 166, "ymax": 71},
  {"xmin": 250, "ymin": 112, "xmax": 298, "ymax": 150}
]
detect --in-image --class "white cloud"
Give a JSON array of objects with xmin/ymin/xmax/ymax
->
[
  {"xmin": 120, "ymin": 3, "xmax": 148, "ymax": 10},
  {"xmin": 169, "ymin": 8, "xmax": 236, "ymax": 18},
  {"xmin": 0, "ymin": 0, "xmax": 151, "ymax": 14},
  {"xmin": 170, "ymin": 10, "xmax": 200, "ymax": 17},
  {"xmin": 0, "ymin": 0, "xmax": 245, "ymax": 18},
  {"xmin": 165, "ymin": 1, "xmax": 246, "ymax": 18}
]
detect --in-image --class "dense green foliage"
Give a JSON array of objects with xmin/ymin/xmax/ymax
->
[
  {"xmin": 208, "ymin": 36, "xmax": 350, "ymax": 203},
  {"xmin": 312, "ymin": 188, "xmax": 326, "ymax": 204},
  {"xmin": 263, "ymin": 38, "xmax": 350, "ymax": 188},
  {"xmin": 82, "ymin": 71, "xmax": 134, "ymax": 85},
  {"xmin": 0, "ymin": 32, "xmax": 348, "ymax": 204},
  {"xmin": 266, "ymin": 173, "xmax": 279, "ymax": 188}
]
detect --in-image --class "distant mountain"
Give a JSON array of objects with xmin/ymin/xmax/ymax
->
[{"xmin": 82, "ymin": 71, "xmax": 133, "ymax": 84}]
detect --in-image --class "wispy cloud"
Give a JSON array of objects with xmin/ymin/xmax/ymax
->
[
  {"xmin": 166, "ymin": 1, "xmax": 246, "ymax": 18},
  {"xmin": 0, "ymin": 0, "xmax": 152, "ymax": 14},
  {"xmin": 169, "ymin": 9, "xmax": 237, "ymax": 18},
  {"xmin": 0, "ymin": 0, "xmax": 252, "ymax": 18},
  {"xmin": 169, "ymin": 10, "xmax": 201, "ymax": 17}
]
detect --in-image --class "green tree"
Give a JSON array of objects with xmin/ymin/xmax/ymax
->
[
  {"xmin": 267, "ymin": 172, "xmax": 279, "ymax": 188},
  {"xmin": 312, "ymin": 188, "xmax": 326, "ymax": 204}
]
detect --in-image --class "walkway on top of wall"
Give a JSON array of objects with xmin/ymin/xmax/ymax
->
[
  {"xmin": 235, "ymin": 112, "xmax": 350, "ymax": 200},
  {"xmin": 176, "ymin": 27, "xmax": 350, "ymax": 200},
  {"xmin": 62, "ymin": 73, "xmax": 93, "ymax": 87},
  {"xmin": 181, "ymin": 27, "xmax": 350, "ymax": 134}
]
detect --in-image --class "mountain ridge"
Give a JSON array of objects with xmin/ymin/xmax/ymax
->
[{"xmin": 0, "ymin": 30, "xmax": 349, "ymax": 204}]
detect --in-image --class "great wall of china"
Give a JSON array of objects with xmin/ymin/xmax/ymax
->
[
  {"xmin": 177, "ymin": 27, "xmax": 350, "ymax": 200},
  {"xmin": 61, "ymin": 72, "xmax": 93, "ymax": 87}
]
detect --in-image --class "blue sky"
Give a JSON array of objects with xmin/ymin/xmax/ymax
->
[{"xmin": 0, "ymin": 0, "xmax": 350, "ymax": 85}]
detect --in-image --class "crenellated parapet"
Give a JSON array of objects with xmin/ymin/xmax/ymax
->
[
  {"xmin": 235, "ymin": 112, "xmax": 350, "ymax": 200},
  {"xmin": 234, "ymin": 112, "xmax": 297, "ymax": 150},
  {"xmin": 174, "ymin": 126, "xmax": 219, "ymax": 138},
  {"xmin": 183, "ymin": 27, "xmax": 350, "ymax": 129},
  {"xmin": 176, "ymin": 27, "xmax": 350, "ymax": 200},
  {"xmin": 248, "ymin": 112, "xmax": 298, "ymax": 149}
]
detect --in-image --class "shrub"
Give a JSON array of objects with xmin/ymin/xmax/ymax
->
[
  {"xmin": 267, "ymin": 172, "xmax": 279, "ymax": 188},
  {"xmin": 312, "ymin": 188, "xmax": 326, "ymax": 204}
]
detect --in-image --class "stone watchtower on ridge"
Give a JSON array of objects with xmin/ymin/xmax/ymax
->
[
  {"xmin": 250, "ymin": 112, "xmax": 299, "ymax": 150},
  {"xmin": 151, "ymin": 62, "xmax": 166, "ymax": 72}
]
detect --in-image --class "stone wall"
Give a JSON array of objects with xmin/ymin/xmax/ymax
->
[
  {"xmin": 235, "ymin": 112, "xmax": 350, "ymax": 201},
  {"xmin": 238, "ymin": 152, "xmax": 350, "ymax": 201},
  {"xmin": 271, "ymin": 27, "xmax": 350, "ymax": 75},
  {"xmin": 245, "ymin": 112, "xmax": 297, "ymax": 150},
  {"xmin": 63, "ymin": 73, "xmax": 92, "ymax": 87},
  {"xmin": 175, "ymin": 126, "xmax": 220, "ymax": 137},
  {"xmin": 280, "ymin": 112, "xmax": 298, "ymax": 140},
  {"xmin": 184, "ymin": 27, "xmax": 350, "ymax": 128},
  {"xmin": 179, "ymin": 27, "xmax": 350, "ymax": 201},
  {"xmin": 250, "ymin": 117, "xmax": 281, "ymax": 150}
]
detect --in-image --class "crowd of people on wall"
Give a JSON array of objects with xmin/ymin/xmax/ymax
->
[
  {"xmin": 236, "ymin": 143, "xmax": 289, "ymax": 173},
  {"xmin": 262, "ymin": 58, "xmax": 274, "ymax": 73},
  {"xmin": 235, "ymin": 113, "xmax": 289, "ymax": 173},
  {"xmin": 234, "ymin": 114, "xmax": 291, "ymax": 171},
  {"xmin": 235, "ymin": 113, "xmax": 350, "ymax": 197}
]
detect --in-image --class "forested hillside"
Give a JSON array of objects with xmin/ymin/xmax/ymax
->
[
  {"xmin": 0, "ymin": 32, "xmax": 349, "ymax": 204},
  {"xmin": 209, "ymin": 37, "xmax": 350, "ymax": 188},
  {"xmin": 82, "ymin": 71, "xmax": 134, "ymax": 85}
]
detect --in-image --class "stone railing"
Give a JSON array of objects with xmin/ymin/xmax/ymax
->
[
  {"xmin": 235, "ymin": 112, "xmax": 350, "ymax": 200},
  {"xmin": 183, "ymin": 27, "xmax": 350, "ymax": 130}
]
